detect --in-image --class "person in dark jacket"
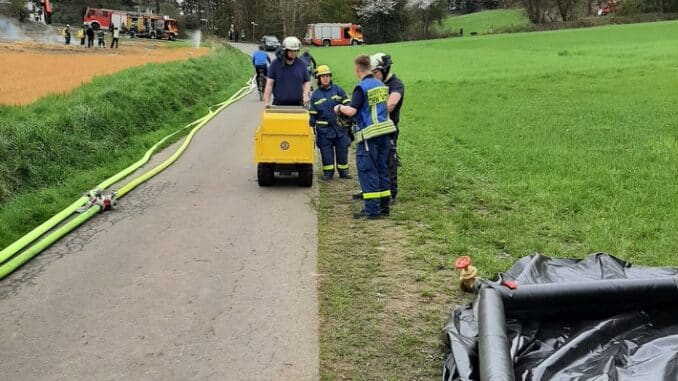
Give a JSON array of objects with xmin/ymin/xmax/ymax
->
[
  {"xmin": 86, "ymin": 25, "xmax": 95, "ymax": 48},
  {"xmin": 300, "ymin": 47, "xmax": 317, "ymax": 80},
  {"xmin": 64, "ymin": 24, "xmax": 71, "ymax": 45},
  {"xmin": 371, "ymin": 53, "xmax": 405, "ymax": 203},
  {"xmin": 309, "ymin": 65, "xmax": 352, "ymax": 181},
  {"xmin": 97, "ymin": 29, "xmax": 105, "ymax": 48}
]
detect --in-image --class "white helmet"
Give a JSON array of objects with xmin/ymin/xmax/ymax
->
[
  {"xmin": 370, "ymin": 52, "xmax": 392, "ymax": 72},
  {"xmin": 282, "ymin": 36, "xmax": 302, "ymax": 51}
]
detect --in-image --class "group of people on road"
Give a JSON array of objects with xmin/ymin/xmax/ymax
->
[
  {"xmin": 253, "ymin": 36, "xmax": 405, "ymax": 220},
  {"xmin": 64, "ymin": 24, "xmax": 120, "ymax": 48},
  {"xmin": 228, "ymin": 24, "xmax": 245, "ymax": 42}
]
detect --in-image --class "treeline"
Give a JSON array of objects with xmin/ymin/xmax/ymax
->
[
  {"xmin": 3, "ymin": 0, "xmax": 676, "ymax": 40},
  {"xmin": 170, "ymin": 0, "xmax": 450, "ymax": 43},
  {"xmin": 522, "ymin": 0, "xmax": 678, "ymax": 23},
  {"xmin": 473, "ymin": 0, "xmax": 678, "ymax": 23},
  {"xmin": 1, "ymin": 0, "xmax": 450, "ymax": 43},
  {"xmin": 1, "ymin": 0, "xmax": 181, "ymax": 30}
]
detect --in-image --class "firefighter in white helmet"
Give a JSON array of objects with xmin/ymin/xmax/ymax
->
[
  {"xmin": 263, "ymin": 36, "xmax": 311, "ymax": 107},
  {"xmin": 371, "ymin": 52, "xmax": 404, "ymax": 204}
]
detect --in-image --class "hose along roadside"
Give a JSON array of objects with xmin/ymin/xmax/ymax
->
[{"xmin": 0, "ymin": 78, "xmax": 255, "ymax": 279}]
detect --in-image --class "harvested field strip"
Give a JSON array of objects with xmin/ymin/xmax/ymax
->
[{"xmin": 0, "ymin": 42, "xmax": 209, "ymax": 105}]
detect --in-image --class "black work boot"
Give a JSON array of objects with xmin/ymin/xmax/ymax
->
[
  {"xmin": 339, "ymin": 170, "xmax": 352, "ymax": 179},
  {"xmin": 322, "ymin": 172, "xmax": 333, "ymax": 181},
  {"xmin": 380, "ymin": 197, "xmax": 390, "ymax": 216},
  {"xmin": 353, "ymin": 210, "xmax": 381, "ymax": 220}
]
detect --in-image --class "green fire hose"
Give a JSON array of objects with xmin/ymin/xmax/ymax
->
[{"xmin": 0, "ymin": 79, "xmax": 254, "ymax": 279}]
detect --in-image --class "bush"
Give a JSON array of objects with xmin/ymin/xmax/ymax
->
[{"xmin": 621, "ymin": 0, "xmax": 644, "ymax": 14}]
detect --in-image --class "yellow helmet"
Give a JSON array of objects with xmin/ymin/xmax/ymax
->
[{"xmin": 315, "ymin": 65, "xmax": 332, "ymax": 78}]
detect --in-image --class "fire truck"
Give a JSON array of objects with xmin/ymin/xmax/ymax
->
[
  {"xmin": 597, "ymin": 0, "xmax": 622, "ymax": 15},
  {"xmin": 304, "ymin": 23, "xmax": 364, "ymax": 47},
  {"xmin": 83, "ymin": 7, "xmax": 178, "ymax": 40},
  {"xmin": 24, "ymin": 0, "xmax": 52, "ymax": 24}
]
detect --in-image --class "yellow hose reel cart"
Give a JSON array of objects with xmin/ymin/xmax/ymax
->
[{"xmin": 254, "ymin": 106, "xmax": 315, "ymax": 187}]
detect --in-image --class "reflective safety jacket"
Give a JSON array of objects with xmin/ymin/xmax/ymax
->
[
  {"xmin": 309, "ymin": 83, "xmax": 350, "ymax": 138},
  {"xmin": 354, "ymin": 76, "xmax": 396, "ymax": 143}
]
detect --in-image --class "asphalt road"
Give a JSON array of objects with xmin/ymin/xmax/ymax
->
[{"xmin": 0, "ymin": 65, "xmax": 319, "ymax": 380}]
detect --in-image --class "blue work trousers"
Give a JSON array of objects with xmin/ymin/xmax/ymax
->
[
  {"xmin": 317, "ymin": 133, "xmax": 350, "ymax": 176},
  {"xmin": 356, "ymin": 135, "xmax": 391, "ymax": 216}
]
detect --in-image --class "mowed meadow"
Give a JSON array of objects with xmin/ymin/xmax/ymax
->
[
  {"xmin": 317, "ymin": 20, "xmax": 678, "ymax": 273},
  {"xmin": 313, "ymin": 20, "xmax": 678, "ymax": 379}
]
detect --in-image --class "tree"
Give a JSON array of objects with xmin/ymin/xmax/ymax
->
[
  {"xmin": 522, "ymin": 0, "xmax": 549, "ymax": 23},
  {"xmin": 554, "ymin": 0, "xmax": 579, "ymax": 20},
  {"xmin": 7, "ymin": 0, "xmax": 29, "ymax": 21},
  {"xmin": 356, "ymin": 0, "xmax": 408, "ymax": 43},
  {"xmin": 49, "ymin": 0, "xmax": 138, "ymax": 25},
  {"xmin": 357, "ymin": 0, "xmax": 397, "ymax": 17},
  {"xmin": 408, "ymin": 0, "xmax": 446, "ymax": 39},
  {"xmin": 318, "ymin": 0, "xmax": 359, "ymax": 22}
]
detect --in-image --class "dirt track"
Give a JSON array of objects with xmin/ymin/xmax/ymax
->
[
  {"xmin": 0, "ymin": 40, "xmax": 209, "ymax": 105},
  {"xmin": 0, "ymin": 74, "xmax": 320, "ymax": 379}
]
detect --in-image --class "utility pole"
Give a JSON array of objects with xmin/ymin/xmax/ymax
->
[{"xmin": 251, "ymin": 21, "xmax": 257, "ymax": 42}]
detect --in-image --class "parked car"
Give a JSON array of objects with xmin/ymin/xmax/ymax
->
[{"xmin": 261, "ymin": 35, "xmax": 280, "ymax": 51}]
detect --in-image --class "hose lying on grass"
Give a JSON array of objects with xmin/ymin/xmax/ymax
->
[{"xmin": 0, "ymin": 78, "xmax": 255, "ymax": 280}]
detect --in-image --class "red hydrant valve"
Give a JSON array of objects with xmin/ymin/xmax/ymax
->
[{"xmin": 455, "ymin": 256, "xmax": 472, "ymax": 270}]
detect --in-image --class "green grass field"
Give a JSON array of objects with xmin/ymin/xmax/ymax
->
[
  {"xmin": 442, "ymin": 9, "xmax": 529, "ymax": 35},
  {"xmin": 312, "ymin": 21, "xmax": 678, "ymax": 379},
  {"xmin": 0, "ymin": 46, "xmax": 249, "ymax": 249}
]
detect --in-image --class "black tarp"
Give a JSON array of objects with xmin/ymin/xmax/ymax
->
[{"xmin": 442, "ymin": 253, "xmax": 678, "ymax": 381}]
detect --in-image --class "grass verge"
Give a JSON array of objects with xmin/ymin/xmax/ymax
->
[
  {"xmin": 318, "ymin": 170, "xmax": 459, "ymax": 380},
  {"xmin": 0, "ymin": 45, "xmax": 249, "ymax": 248},
  {"xmin": 314, "ymin": 20, "xmax": 678, "ymax": 379},
  {"xmin": 442, "ymin": 9, "xmax": 530, "ymax": 35}
]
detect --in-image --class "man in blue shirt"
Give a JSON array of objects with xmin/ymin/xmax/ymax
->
[
  {"xmin": 252, "ymin": 45, "xmax": 271, "ymax": 77},
  {"xmin": 263, "ymin": 36, "xmax": 311, "ymax": 107},
  {"xmin": 334, "ymin": 55, "xmax": 397, "ymax": 219}
]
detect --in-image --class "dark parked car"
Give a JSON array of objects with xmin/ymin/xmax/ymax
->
[{"xmin": 261, "ymin": 35, "xmax": 280, "ymax": 51}]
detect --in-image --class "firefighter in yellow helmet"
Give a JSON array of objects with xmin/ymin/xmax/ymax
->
[{"xmin": 309, "ymin": 64, "xmax": 352, "ymax": 180}]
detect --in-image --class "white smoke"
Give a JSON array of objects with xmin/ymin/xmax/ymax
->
[
  {"xmin": 0, "ymin": 15, "xmax": 28, "ymax": 41},
  {"xmin": 35, "ymin": 28, "xmax": 62, "ymax": 44},
  {"xmin": 0, "ymin": 15, "xmax": 66, "ymax": 44},
  {"xmin": 186, "ymin": 29, "xmax": 201, "ymax": 48}
]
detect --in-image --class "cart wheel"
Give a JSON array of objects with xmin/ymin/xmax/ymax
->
[
  {"xmin": 257, "ymin": 163, "xmax": 274, "ymax": 186},
  {"xmin": 297, "ymin": 164, "xmax": 313, "ymax": 187}
]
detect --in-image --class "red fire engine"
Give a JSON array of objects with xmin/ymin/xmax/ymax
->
[
  {"xmin": 83, "ymin": 7, "xmax": 178, "ymax": 40},
  {"xmin": 304, "ymin": 23, "xmax": 364, "ymax": 47},
  {"xmin": 83, "ymin": 8, "xmax": 125, "ymax": 31}
]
